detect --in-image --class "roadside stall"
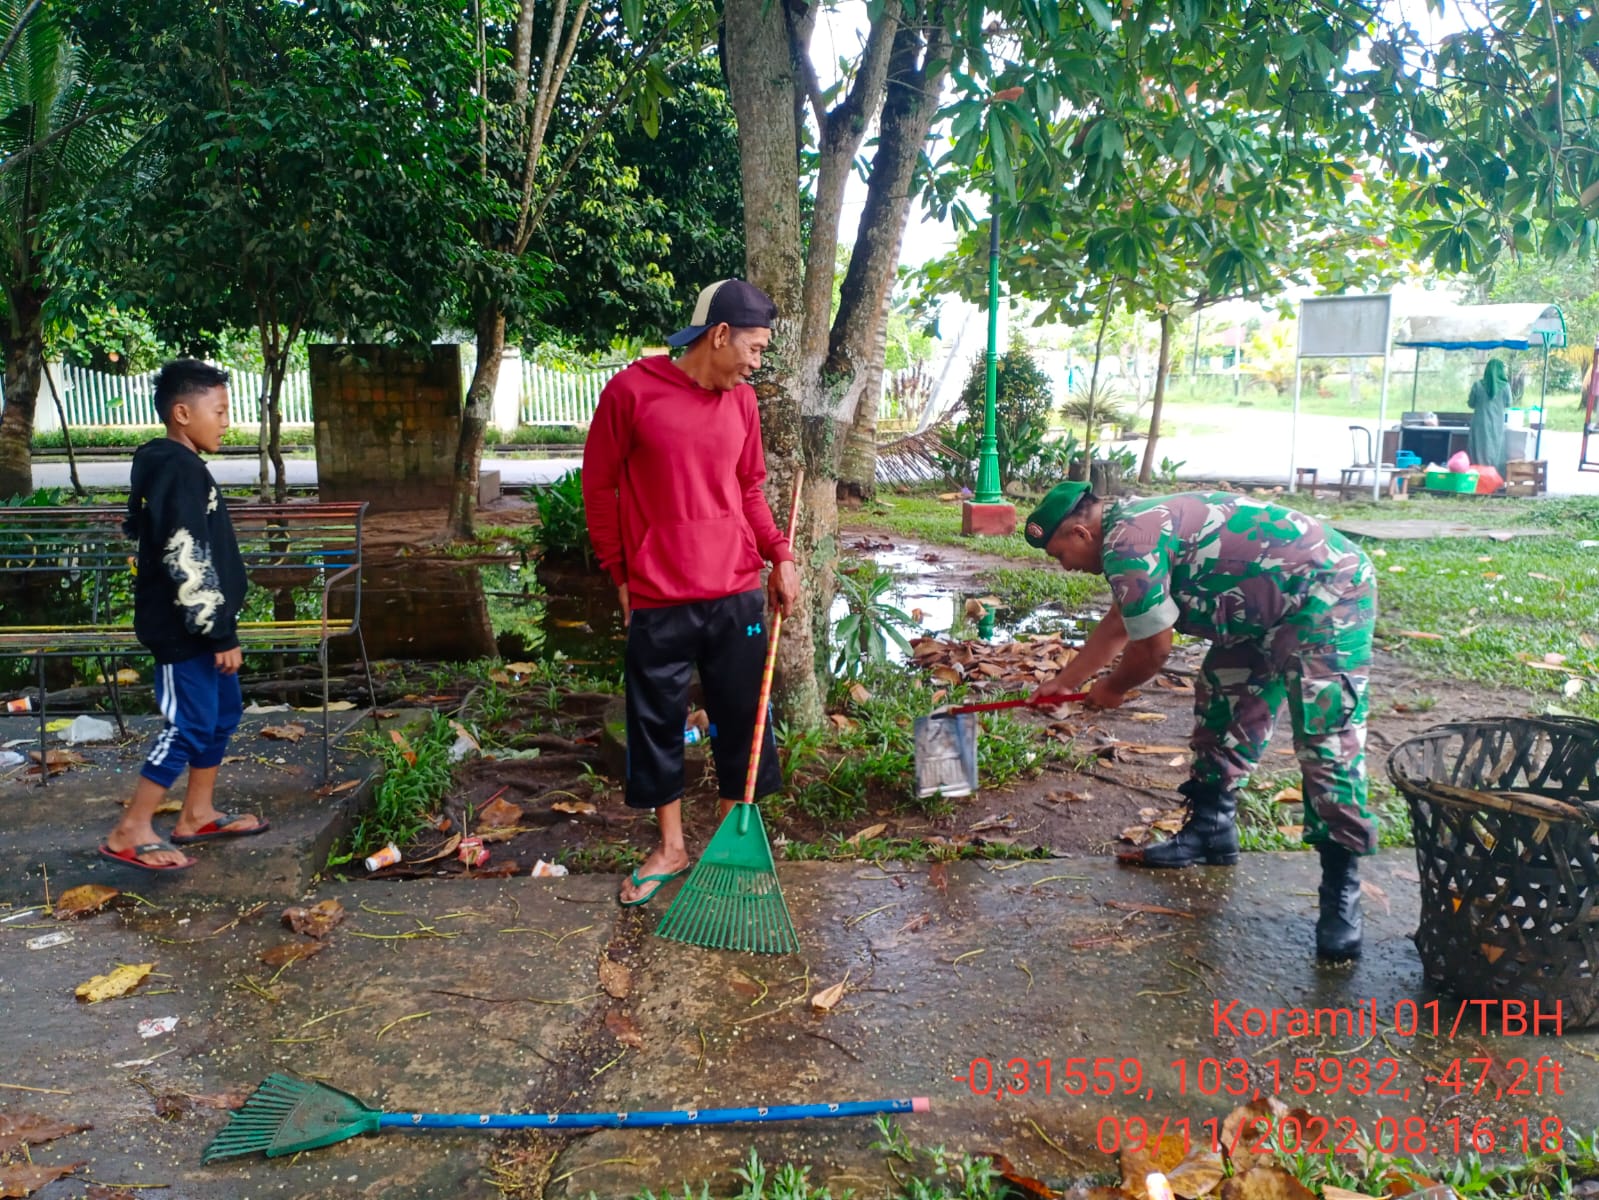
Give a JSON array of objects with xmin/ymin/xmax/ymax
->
[{"xmin": 1389, "ymin": 302, "xmax": 1565, "ymax": 495}]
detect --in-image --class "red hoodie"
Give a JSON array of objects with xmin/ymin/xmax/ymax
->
[{"xmin": 582, "ymin": 356, "xmax": 793, "ymax": 609}]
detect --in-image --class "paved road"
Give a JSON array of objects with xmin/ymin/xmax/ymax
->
[
  {"xmin": 30, "ymin": 413, "xmax": 1599, "ymax": 497},
  {"xmin": 32, "ymin": 453, "xmax": 578, "ymax": 492}
]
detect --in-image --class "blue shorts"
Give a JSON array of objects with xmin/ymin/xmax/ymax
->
[{"xmin": 141, "ymin": 653, "xmax": 243, "ymax": 789}]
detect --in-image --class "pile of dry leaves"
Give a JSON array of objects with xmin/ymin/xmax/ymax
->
[{"xmin": 993, "ymin": 1097, "xmax": 1453, "ymax": 1199}]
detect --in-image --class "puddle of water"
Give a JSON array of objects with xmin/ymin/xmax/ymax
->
[{"xmin": 832, "ymin": 546, "xmax": 1097, "ymax": 660}]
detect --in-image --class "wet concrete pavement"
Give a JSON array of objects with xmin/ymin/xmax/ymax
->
[{"xmin": 5, "ymin": 735, "xmax": 1599, "ymax": 1199}]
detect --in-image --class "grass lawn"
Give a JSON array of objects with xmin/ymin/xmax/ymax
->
[{"xmin": 861, "ymin": 490, "xmax": 1599, "ymax": 719}]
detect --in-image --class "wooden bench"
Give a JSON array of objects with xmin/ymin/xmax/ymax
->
[{"xmin": 0, "ymin": 501, "xmax": 375, "ymax": 781}]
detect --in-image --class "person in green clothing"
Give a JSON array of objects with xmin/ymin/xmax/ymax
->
[
  {"xmin": 1025, "ymin": 482, "xmax": 1378, "ymax": 961},
  {"xmin": 1467, "ymin": 358, "xmax": 1511, "ymax": 474}
]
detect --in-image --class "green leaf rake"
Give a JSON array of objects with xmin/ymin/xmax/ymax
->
[{"xmin": 202, "ymin": 1073, "xmax": 929, "ymax": 1162}]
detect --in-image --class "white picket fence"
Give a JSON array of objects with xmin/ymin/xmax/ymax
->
[
  {"xmin": 519, "ymin": 359, "xmax": 612, "ymax": 425},
  {"xmin": 51, "ymin": 362, "xmax": 314, "ymax": 427},
  {"xmin": 40, "ymin": 358, "xmax": 614, "ymax": 430}
]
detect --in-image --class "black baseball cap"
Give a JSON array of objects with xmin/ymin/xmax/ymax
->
[{"xmin": 665, "ymin": 279, "xmax": 778, "ymax": 348}]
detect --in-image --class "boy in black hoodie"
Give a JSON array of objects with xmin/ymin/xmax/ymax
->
[{"xmin": 101, "ymin": 360, "xmax": 267, "ymax": 871}]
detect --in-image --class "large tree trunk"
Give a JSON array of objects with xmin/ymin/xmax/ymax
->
[
  {"xmin": 0, "ymin": 288, "xmax": 45, "ymax": 500},
  {"xmin": 447, "ymin": 301, "xmax": 505, "ymax": 540},
  {"xmin": 724, "ymin": 0, "xmax": 823, "ymax": 729},
  {"xmin": 1138, "ymin": 311, "xmax": 1174, "ymax": 485},
  {"xmin": 835, "ymin": 14, "xmax": 952, "ymax": 500}
]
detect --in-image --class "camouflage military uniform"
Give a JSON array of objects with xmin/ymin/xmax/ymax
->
[{"xmin": 1102, "ymin": 492, "xmax": 1378, "ymax": 854}]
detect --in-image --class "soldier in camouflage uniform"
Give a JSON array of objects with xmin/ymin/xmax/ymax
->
[{"xmin": 1023, "ymin": 481, "xmax": 1376, "ymax": 961}]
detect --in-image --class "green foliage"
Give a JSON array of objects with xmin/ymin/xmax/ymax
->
[
  {"xmin": 778, "ymin": 663, "xmax": 1063, "ymax": 825},
  {"xmin": 951, "ymin": 345, "xmax": 1056, "ymax": 488},
  {"xmin": 975, "ymin": 566, "xmax": 1108, "ymax": 613},
  {"xmin": 831, "ymin": 561, "xmax": 916, "ymax": 678},
  {"xmin": 1235, "ymin": 772, "xmax": 1413, "ymax": 851},
  {"xmin": 530, "ymin": 50, "xmax": 743, "ymax": 351},
  {"xmin": 1156, "ymin": 456, "xmax": 1186, "ymax": 484},
  {"xmin": 1, "ymin": 486, "xmax": 67, "ymax": 508},
  {"xmin": 533, "ymin": 469, "xmax": 592, "ymax": 563},
  {"xmin": 863, "ymin": 494, "xmax": 1038, "ymax": 563},
  {"xmin": 345, "ymin": 714, "xmax": 459, "ymax": 859},
  {"xmin": 50, "ymin": 297, "xmax": 166, "ymax": 374}
]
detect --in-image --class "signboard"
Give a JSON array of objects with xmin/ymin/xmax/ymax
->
[{"xmin": 1297, "ymin": 295, "xmax": 1393, "ymax": 359}]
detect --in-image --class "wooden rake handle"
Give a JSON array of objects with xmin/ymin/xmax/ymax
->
[{"xmin": 741, "ymin": 468, "xmax": 804, "ymax": 808}]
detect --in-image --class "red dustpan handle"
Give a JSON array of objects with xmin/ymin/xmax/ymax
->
[
  {"xmin": 944, "ymin": 694, "xmax": 1088, "ymax": 715},
  {"xmin": 740, "ymin": 468, "xmax": 805, "ymax": 824}
]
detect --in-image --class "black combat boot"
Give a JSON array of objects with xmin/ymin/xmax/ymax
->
[
  {"xmin": 1119, "ymin": 780, "xmax": 1239, "ymax": 868},
  {"xmin": 1316, "ymin": 841, "xmax": 1363, "ymax": 961}
]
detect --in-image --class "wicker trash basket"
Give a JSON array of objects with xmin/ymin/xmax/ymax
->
[{"xmin": 1388, "ymin": 717, "xmax": 1599, "ymax": 1029}]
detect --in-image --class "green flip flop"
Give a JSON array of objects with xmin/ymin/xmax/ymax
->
[{"xmin": 619, "ymin": 866, "xmax": 690, "ymax": 908}]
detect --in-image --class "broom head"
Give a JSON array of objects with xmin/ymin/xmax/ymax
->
[
  {"xmin": 202, "ymin": 1073, "xmax": 382, "ymax": 1162},
  {"xmin": 655, "ymin": 804, "xmax": 799, "ymax": 954}
]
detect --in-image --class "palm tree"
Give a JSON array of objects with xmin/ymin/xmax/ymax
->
[{"xmin": 0, "ymin": 0, "xmax": 122, "ymax": 498}]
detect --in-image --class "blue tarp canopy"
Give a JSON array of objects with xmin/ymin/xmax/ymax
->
[{"xmin": 1392, "ymin": 303, "xmax": 1567, "ymax": 351}]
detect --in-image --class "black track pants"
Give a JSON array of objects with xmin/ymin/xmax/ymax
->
[{"xmin": 623, "ymin": 588, "xmax": 782, "ymax": 809}]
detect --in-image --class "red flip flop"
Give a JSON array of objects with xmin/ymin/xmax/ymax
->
[
  {"xmin": 100, "ymin": 842, "xmax": 196, "ymax": 872},
  {"xmin": 171, "ymin": 813, "xmax": 271, "ymax": 845}
]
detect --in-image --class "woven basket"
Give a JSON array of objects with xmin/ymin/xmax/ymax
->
[{"xmin": 1388, "ymin": 717, "xmax": 1599, "ymax": 1029}]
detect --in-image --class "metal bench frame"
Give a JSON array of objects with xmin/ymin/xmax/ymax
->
[{"xmin": 0, "ymin": 501, "xmax": 377, "ymax": 782}]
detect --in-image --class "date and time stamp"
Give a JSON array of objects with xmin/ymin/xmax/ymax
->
[{"xmin": 951, "ymin": 997, "xmax": 1572, "ymax": 1158}]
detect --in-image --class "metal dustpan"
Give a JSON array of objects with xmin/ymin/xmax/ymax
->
[{"xmin": 912, "ymin": 695, "xmax": 1086, "ymax": 800}]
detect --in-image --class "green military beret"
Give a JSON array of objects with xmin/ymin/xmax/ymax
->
[{"xmin": 1023, "ymin": 480, "xmax": 1093, "ymax": 549}]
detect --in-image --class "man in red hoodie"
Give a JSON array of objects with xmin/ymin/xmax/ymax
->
[{"xmin": 583, "ymin": 279, "xmax": 800, "ymax": 906}]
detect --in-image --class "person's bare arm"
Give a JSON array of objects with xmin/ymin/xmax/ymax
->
[{"xmin": 1088, "ymin": 627, "xmax": 1175, "ymax": 708}]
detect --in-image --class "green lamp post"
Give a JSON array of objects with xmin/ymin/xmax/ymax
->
[
  {"xmin": 973, "ymin": 190, "xmax": 1004, "ymax": 505},
  {"xmin": 961, "ymin": 87, "xmax": 1021, "ymax": 537}
]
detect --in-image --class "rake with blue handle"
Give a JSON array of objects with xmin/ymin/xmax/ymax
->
[{"xmin": 201, "ymin": 1073, "xmax": 929, "ymax": 1162}]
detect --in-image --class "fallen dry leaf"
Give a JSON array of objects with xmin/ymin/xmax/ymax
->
[
  {"xmin": 1103, "ymin": 900, "xmax": 1194, "ymax": 919},
  {"xmin": 551, "ymin": 799, "xmax": 597, "ymax": 815},
  {"xmin": 75, "ymin": 963, "xmax": 153, "ymax": 1003},
  {"xmin": 980, "ymin": 1152, "xmax": 1060, "ymax": 1199},
  {"xmin": 848, "ymin": 683, "xmax": 872, "ymax": 705},
  {"xmin": 54, "ymin": 884, "xmax": 119, "ymax": 921},
  {"xmin": 964, "ymin": 599, "xmax": 987, "ymax": 619},
  {"xmin": 1130, "ymin": 712, "xmax": 1166, "ymax": 722},
  {"xmin": 1394, "ymin": 630, "xmax": 1443, "ymax": 641},
  {"xmin": 408, "ymin": 833, "xmax": 464, "ymax": 864},
  {"xmin": 282, "ymin": 898, "xmax": 346, "ymax": 938},
  {"xmin": 1377, "ymin": 1167, "xmax": 1444, "ymax": 1197},
  {"xmin": 1321, "ymin": 1190, "xmax": 1384, "ymax": 1200},
  {"xmin": 604, "ymin": 1008, "xmax": 643, "ymax": 1048},
  {"xmin": 1220, "ymin": 1102, "xmax": 1281, "ymax": 1175},
  {"xmin": 1165, "ymin": 1146, "xmax": 1226, "ymax": 1198},
  {"xmin": 1277, "ymin": 825, "xmax": 1304, "ymax": 839},
  {"xmin": 260, "ymin": 722, "xmax": 308, "ymax": 743},
  {"xmin": 477, "ymin": 795, "xmax": 524, "ymax": 828},
  {"xmin": 296, "ymin": 700, "xmax": 356, "ymax": 712},
  {"xmin": 846, "ymin": 822, "xmax": 888, "ymax": 846},
  {"xmin": 828, "ymin": 713, "xmax": 855, "ymax": 731},
  {"xmin": 0, "ymin": 1114, "xmax": 91, "ymax": 1156},
  {"xmin": 389, "ymin": 728, "xmax": 416, "ymax": 765},
  {"xmin": 1270, "ymin": 787, "xmax": 1302, "ymax": 805},
  {"xmin": 314, "ymin": 779, "xmax": 363, "ymax": 797},
  {"xmin": 1120, "ymin": 744, "xmax": 1190, "ymax": 756},
  {"xmin": 598, "ymin": 957, "xmax": 632, "ymax": 999},
  {"xmin": 0, "ymin": 1162, "xmax": 85, "ymax": 1198},
  {"xmin": 260, "ymin": 941, "xmax": 326, "ymax": 967},
  {"xmin": 1360, "ymin": 880, "xmax": 1391, "ymax": 915},
  {"xmin": 1219, "ymin": 1166, "xmax": 1315, "ymax": 1200},
  {"xmin": 86, "ymin": 1187, "xmax": 141, "ymax": 1200},
  {"xmin": 811, "ymin": 978, "xmax": 848, "ymax": 1012},
  {"xmin": 1120, "ymin": 1132, "xmax": 1186, "ymax": 1199},
  {"xmin": 969, "ymin": 813, "xmax": 1017, "ymax": 834}
]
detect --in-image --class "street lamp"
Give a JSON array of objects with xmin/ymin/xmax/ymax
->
[{"xmin": 962, "ymin": 86, "xmax": 1023, "ymax": 538}]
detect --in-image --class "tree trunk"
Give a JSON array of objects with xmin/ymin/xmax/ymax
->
[
  {"xmin": 0, "ymin": 289, "xmax": 45, "ymax": 500},
  {"xmin": 1138, "ymin": 311, "xmax": 1174, "ymax": 485},
  {"xmin": 42, "ymin": 361, "xmax": 84, "ymax": 497},
  {"xmin": 448, "ymin": 301, "xmax": 505, "ymax": 540},
  {"xmin": 261, "ymin": 340, "xmax": 291, "ymax": 502},
  {"xmin": 725, "ymin": 0, "xmax": 822, "ymax": 729},
  {"xmin": 835, "ymin": 15, "xmax": 952, "ymax": 501}
]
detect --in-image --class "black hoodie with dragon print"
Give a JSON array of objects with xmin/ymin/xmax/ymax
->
[{"xmin": 124, "ymin": 438, "xmax": 248, "ymax": 664}]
